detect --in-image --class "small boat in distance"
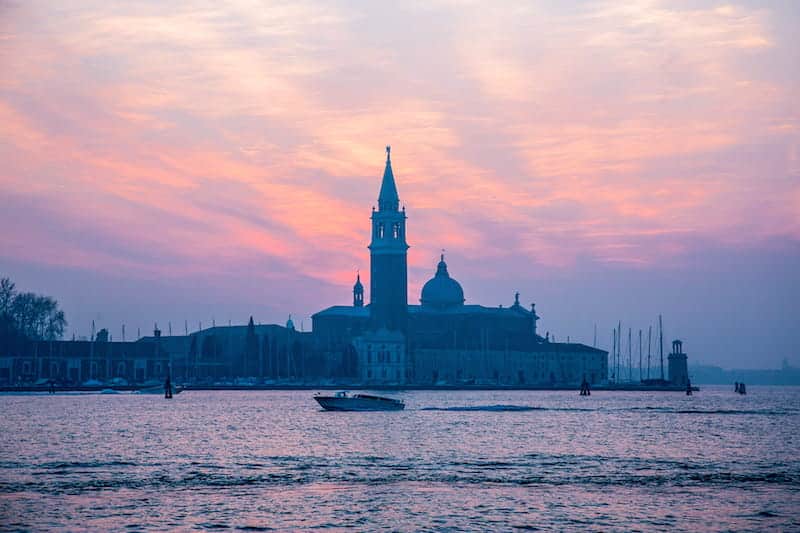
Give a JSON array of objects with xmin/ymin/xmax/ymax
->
[
  {"xmin": 134, "ymin": 385, "xmax": 183, "ymax": 395},
  {"xmin": 314, "ymin": 391, "xmax": 405, "ymax": 411}
]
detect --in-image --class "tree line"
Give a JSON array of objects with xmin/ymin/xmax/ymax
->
[{"xmin": 0, "ymin": 277, "xmax": 67, "ymax": 344}]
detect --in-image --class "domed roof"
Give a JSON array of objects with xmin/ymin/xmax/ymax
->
[{"xmin": 420, "ymin": 255, "xmax": 465, "ymax": 310}]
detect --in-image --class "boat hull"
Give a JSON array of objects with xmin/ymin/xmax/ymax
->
[
  {"xmin": 135, "ymin": 386, "xmax": 183, "ymax": 395},
  {"xmin": 314, "ymin": 396, "xmax": 404, "ymax": 411}
]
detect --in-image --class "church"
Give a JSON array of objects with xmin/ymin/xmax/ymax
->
[{"xmin": 312, "ymin": 147, "xmax": 607, "ymax": 386}]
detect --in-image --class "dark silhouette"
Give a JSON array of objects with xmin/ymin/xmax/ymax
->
[
  {"xmin": 735, "ymin": 381, "xmax": 739, "ymax": 393},
  {"xmin": 738, "ymin": 382, "xmax": 747, "ymax": 395},
  {"xmin": 686, "ymin": 378, "xmax": 692, "ymax": 396},
  {"xmin": 244, "ymin": 316, "xmax": 259, "ymax": 376},
  {"xmin": 0, "ymin": 277, "xmax": 67, "ymax": 343},
  {"xmin": 579, "ymin": 375, "xmax": 591, "ymax": 396},
  {"xmin": 164, "ymin": 376, "xmax": 172, "ymax": 399}
]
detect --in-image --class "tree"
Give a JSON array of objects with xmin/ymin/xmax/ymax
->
[
  {"xmin": 0, "ymin": 278, "xmax": 15, "ymax": 315},
  {"xmin": 0, "ymin": 278, "xmax": 67, "ymax": 341}
]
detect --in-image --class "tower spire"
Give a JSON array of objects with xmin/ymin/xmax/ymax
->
[
  {"xmin": 378, "ymin": 145, "xmax": 399, "ymax": 211},
  {"xmin": 353, "ymin": 270, "xmax": 364, "ymax": 307}
]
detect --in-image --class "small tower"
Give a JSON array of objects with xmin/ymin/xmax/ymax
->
[
  {"xmin": 668, "ymin": 339, "xmax": 689, "ymax": 386},
  {"xmin": 353, "ymin": 272, "xmax": 364, "ymax": 307}
]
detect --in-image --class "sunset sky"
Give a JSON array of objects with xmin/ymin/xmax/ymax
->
[{"xmin": 1, "ymin": 0, "xmax": 798, "ymax": 368}]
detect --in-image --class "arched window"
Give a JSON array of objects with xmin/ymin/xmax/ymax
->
[
  {"xmin": 378, "ymin": 223, "xmax": 385, "ymax": 239},
  {"xmin": 392, "ymin": 222, "xmax": 400, "ymax": 239}
]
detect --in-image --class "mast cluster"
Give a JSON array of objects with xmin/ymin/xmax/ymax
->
[{"xmin": 607, "ymin": 314, "xmax": 667, "ymax": 384}]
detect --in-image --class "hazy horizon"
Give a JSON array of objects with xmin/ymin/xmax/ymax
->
[{"xmin": 1, "ymin": 1, "xmax": 798, "ymax": 369}]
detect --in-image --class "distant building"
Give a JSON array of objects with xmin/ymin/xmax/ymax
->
[
  {"xmin": 0, "ymin": 328, "xmax": 170, "ymax": 385},
  {"xmin": 313, "ymin": 147, "xmax": 607, "ymax": 385},
  {"xmin": 668, "ymin": 339, "xmax": 689, "ymax": 386},
  {"xmin": 0, "ymin": 321, "xmax": 313, "ymax": 386}
]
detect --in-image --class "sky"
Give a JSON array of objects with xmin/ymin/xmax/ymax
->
[{"xmin": 0, "ymin": 0, "xmax": 798, "ymax": 369}]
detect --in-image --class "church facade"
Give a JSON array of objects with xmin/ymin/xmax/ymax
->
[{"xmin": 312, "ymin": 147, "xmax": 607, "ymax": 386}]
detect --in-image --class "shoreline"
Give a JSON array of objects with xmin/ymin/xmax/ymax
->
[{"xmin": 1, "ymin": 384, "xmax": 699, "ymax": 393}]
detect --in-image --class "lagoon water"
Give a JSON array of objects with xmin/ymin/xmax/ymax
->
[{"xmin": 1, "ymin": 387, "xmax": 799, "ymax": 531}]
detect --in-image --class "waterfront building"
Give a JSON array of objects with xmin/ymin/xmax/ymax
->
[
  {"xmin": 0, "ymin": 328, "xmax": 171, "ymax": 385},
  {"xmin": 313, "ymin": 147, "xmax": 607, "ymax": 385},
  {"xmin": 0, "ymin": 321, "xmax": 313, "ymax": 386}
]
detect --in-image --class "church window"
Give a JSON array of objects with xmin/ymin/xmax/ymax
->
[
  {"xmin": 378, "ymin": 223, "xmax": 385, "ymax": 239},
  {"xmin": 392, "ymin": 222, "xmax": 400, "ymax": 239}
]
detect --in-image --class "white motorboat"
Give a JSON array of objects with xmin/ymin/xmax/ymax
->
[{"xmin": 314, "ymin": 391, "xmax": 404, "ymax": 411}]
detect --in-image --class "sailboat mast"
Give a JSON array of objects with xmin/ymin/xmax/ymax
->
[
  {"xmin": 611, "ymin": 329, "xmax": 616, "ymax": 382},
  {"xmin": 638, "ymin": 329, "xmax": 643, "ymax": 382},
  {"xmin": 617, "ymin": 321, "xmax": 621, "ymax": 384},
  {"xmin": 647, "ymin": 325, "xmax": 652, "ymax": 380},
  {"xmin": 659, "ymin": 314, "xmax": 664, "ymax": 381},
  {"xmin": 628, "ymin": 328, "xmax": 632, "ymax": 382}
]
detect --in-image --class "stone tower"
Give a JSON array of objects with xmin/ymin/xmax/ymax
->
[
  {"xmin": 353, "ymin": 272, "xmax": 364, "ymax": 307},
  {"xmin": 668, "ymin": 339, "xmax": 689, "ymax": 386},
  {"xmin": 369, "ymin": 146, "xmax": 408, "ymax": 331}
]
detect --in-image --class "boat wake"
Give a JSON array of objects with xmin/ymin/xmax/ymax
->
[{"xmin": 420, "ymin": 405, "xmax": 542, "ymax": 412}]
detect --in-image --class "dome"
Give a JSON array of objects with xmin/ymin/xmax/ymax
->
[{"xmin": 420, "ymin": 255, "xmax": 465, "ymax": 310}]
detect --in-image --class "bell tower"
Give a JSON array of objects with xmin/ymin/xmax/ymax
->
[
  {"xmin": 353, "ymin": 272, "xmax": 364, "ymax": 307},
  {"xmin": 369, "ymin": 146, "xmax": 408, "ymax": 331}
]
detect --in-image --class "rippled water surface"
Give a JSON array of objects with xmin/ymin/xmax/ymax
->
[{"xmin": 1, "ymin": 387, "xmax": 799, "ymax": 531}]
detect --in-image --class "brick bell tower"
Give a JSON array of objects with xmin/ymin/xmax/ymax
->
[{"xmin": 368, "ymin": 146, "xmax": 408, "ymax": 332}]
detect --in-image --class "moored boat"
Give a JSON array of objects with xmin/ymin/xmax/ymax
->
[
  {"xmin": 134, "ymin": 385, "xmax": 183, "ymax": 395},
  {"xmin": 314, "ymin": 391, "xmax": 404, "ymax": 411}
]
